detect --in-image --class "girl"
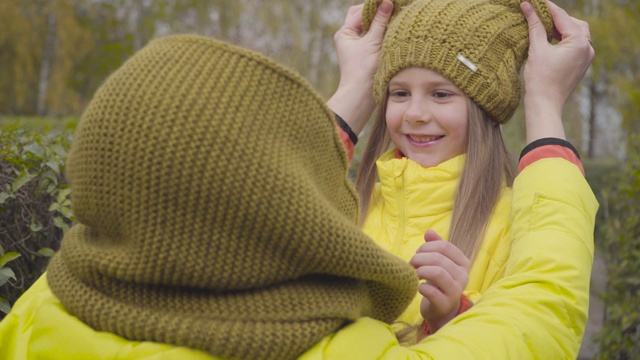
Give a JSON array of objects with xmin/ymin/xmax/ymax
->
[{"xmin": 329, "ymin": 0, "xmax": 586, "ymax": 336}]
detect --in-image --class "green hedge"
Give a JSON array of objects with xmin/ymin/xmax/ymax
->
[
  {"xmin": 595, "ymin": 136, "xmax": 640, "ymax": 359},
  {"xmin": 0, "ymin": 123, "xmax": 74, "ymax": 318},
  {"xmin": 583, "ymin": 158, "xmax": 624, "ymax": 246}
]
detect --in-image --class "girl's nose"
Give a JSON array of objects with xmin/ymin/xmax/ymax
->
[{"xmin": 403, "ymin": 99, "xmax": 431, "ymax": 124}]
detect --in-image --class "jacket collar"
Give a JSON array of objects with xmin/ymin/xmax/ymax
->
[{"xmin": 375, "ymin": 149, "xmax": 465, "ymax": 218}]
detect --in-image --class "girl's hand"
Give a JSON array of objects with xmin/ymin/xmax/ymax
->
[
  {"xmin": 326, "ymin": 0, "xmax": 393, "ymax": 134},
  {"xmin": 409, "ymin": 230, "xmax": 471, "ymax": 333}
]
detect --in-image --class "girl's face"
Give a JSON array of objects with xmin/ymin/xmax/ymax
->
[{"xmin": 386, "ymin": 67, "xmax": 468, "ymax": 168}]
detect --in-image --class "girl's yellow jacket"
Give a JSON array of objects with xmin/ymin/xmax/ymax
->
[
  {"xmin": 363, "ymin": 152, "xmax": 512, "ymax": 325},
  {"xmin": 0, "ymin": 158, "xmax": 598, "ymax": 359}
]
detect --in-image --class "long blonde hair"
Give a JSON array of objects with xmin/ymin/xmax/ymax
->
[{"xmin": 355, "ymin": 93, "xmax": 514, "ymax": 260}]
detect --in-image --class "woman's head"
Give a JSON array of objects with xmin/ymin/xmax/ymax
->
[
  {"xmin": 50, "ymin": 35, "xmax": 418, "ymax": 360},
  {"xmin": 362, "ymin": 0, "xmax": 554, "ymax": 124}
]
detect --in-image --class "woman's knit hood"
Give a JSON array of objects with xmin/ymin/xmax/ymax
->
[{"xmin": 47, "ymin": 35, "xmax": 417, "ymax": 360}]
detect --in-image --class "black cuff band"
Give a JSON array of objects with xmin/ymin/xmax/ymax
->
[
  {"xmin": 519, "ymin": 138, "xmax": 581, "ymax": 161},
  {"xmin": 334, "ymin": 113, "xmax": 358, "ymax": 146}
]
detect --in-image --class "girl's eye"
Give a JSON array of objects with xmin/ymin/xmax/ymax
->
[
  {"xmin": 390, "ymin": 90, "xmax": 410, "ymax": 98},
  {"xmin": 433, "ymin": 91, "xmax": 452, "ymax": 99}
]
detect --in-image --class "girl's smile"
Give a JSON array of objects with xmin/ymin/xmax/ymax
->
[{"xmin": 406, "ymin": 134, "xmax": 445, "ymax": 146}]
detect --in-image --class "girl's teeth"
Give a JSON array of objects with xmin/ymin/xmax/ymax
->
[{"xmin": 410, "ymin": 135, "xmax": 438, "ymax": 142}]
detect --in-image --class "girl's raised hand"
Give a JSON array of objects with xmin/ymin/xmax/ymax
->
[{"xmin": 409, "ymin": 230, "xmax": 471, "ymax": 333}]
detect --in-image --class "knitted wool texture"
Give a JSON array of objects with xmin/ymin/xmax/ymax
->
[
  {"xmin": 362, "ymin": 0, "xmax": 554, "ymax": 124},
  {"xmin": 46, "ymin": 35, "xmax": 417, "ymax": 360}
]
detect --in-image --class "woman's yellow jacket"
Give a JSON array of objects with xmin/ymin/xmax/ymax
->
[{"xmin": 0, "ymin": 157, "xmax": 598, "ymax": 359}]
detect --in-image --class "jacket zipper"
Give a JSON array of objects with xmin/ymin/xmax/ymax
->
[{"xmin": 394, "ymin": 174, "xmax": 406, "ymax": 256}]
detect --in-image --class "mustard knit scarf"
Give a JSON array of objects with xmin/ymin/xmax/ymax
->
[{"xmin": 46, "ymin": 35, "xmax": 417, "ymax": 360}]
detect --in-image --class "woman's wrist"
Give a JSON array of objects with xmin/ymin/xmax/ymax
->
[
  {"xmin": 326, "ymin": 82, "xmax": 376, "ymax": 135},
  {"xmin": 523, "ymin": 95, "xmax": 566, "ymax": 144}
]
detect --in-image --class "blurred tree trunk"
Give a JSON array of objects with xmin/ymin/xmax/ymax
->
[
  {"xmin": 556, "ymin": 0, "xmax": 640, "ymax": 158},
  {"xmin": 585, "ymin": 0, "xmax": 640, "ymax": 157},
  {"xmin": 0, "ymin": 0, "xmax": 41, "ymax": 114},
  {"xmin": 37, "ymin": 7, "xmax": 57, "ymax": 116},
  {"xmin": 587, "ymin": 77, "xmax": 597, "ymax": 158}
]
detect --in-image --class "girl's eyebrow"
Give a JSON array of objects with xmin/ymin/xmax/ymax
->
[{"xmin": 389, "ymin": 78, "xmax": 458, "ymax": 89}]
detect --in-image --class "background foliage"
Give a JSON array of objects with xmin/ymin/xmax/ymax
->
[
  {"xmin": 595, "ymin": 135, "xmax": 640, "ymax": 359},
  {"xmin": 0, "ymin": 121, "xmax": 75, "ymax": 317},
  {"xmin": 0, "ymin": 0, "xmax": 351, "ymax": 117},
  {"xmin": 0, "ymin": 0, "xmax": 638, "ymax": 158}
]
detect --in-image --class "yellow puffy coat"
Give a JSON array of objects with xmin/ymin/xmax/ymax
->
[
  {"xmin": 0, "ymin": 158, "xmax": 598, "ymax": 360},
  {"xmin": 363, "ymin": 150, "xmax": 512, "ymax": 325}
]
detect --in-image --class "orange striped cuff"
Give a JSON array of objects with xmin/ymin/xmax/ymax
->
[
  {"xmin": 419, "ymin": 294, "xmax": 473, "ymax": 340},
  {"xmin": 518, "ymin": 138, "xmax": 584, "ymax": 176},
  {"xmin": 336, "ymin": 124, "xmax": 355, "ymax": 162}
]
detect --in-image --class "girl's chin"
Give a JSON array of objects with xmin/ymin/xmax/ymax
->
[{"xmin": 404, "ymin": 153, "xmax": 442, "ymax": 168}]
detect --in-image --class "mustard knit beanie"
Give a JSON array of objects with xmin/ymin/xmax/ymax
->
[
  {"xmin": 46, "ymin": 35, "xmax": 417, "ymax": 360},
  {"xmin": 362, "ymin": 0, "xmax": 554, "ymax": 124}
]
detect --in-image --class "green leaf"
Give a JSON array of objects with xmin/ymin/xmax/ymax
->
[
  {"xmin": 11, "ymin": 172, "xmax": 36, "ymax": 192},
  {"xmin": 57, "ymin": 205, "xmax": 74, "ymax": 219},
  {"xmin": 0, "ymin": 192, "xmax": 11, "ymax": 205},
  {"xmin": 4, "ymin": 156, "xmax": 23, "ymax": 167},
  {"xmin": 23, "ymin": 142, "xmax": 45, "ymax": 158},
  {"xmin": 43, "ymin": 170, "xmax": 58, "ymax": 186},
  {"xmin": 48, "ymin": 202, "xmax": 61, "ymax": 212},
  {"xmin": 50, "ymin": 143, "xmax": 67, "ymax": 158},
  {"xmin": 46, "ymin": 159, "xmax": 60, "ymax": 173},
  {"xmin": 0, "ymin": 267, "xmax": 16, "ymax": 287},
  {"xmin": 0, "ymin": 297, "xmax": 10, "ymax": 314},
  {"xmin": 30, "ymin": 220, "xmax": 43, "ymax": 232},
  {"xmin": 37, "ymin": 248, "xmax": 56, "ymax": 257},
  {"xmin": 52, "ymin": 217, "xmax": 70, "ymax": 232},
  {"xmin": 0, "ymin": 252, "xmax": 21, "ymax": 268},
  {"xmin": 57, "ymin": 188, "xmax": 71, "ymax": 203}
]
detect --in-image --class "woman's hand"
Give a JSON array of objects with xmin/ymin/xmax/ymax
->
[
  {"xmin": 521, "ymin": 0, "xmax": 595, "ymax": 143},
  {"xmin": 326, "ymin": 0, "xmax": 393, "ymax": 134}
]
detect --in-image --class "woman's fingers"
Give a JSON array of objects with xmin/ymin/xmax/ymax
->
[{"xmin": 364, "ymin": 0, "xmax": 393, "ymax": 40}]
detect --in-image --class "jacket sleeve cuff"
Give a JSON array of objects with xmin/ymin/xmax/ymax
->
[
  {"xmin": 518, "ymin": 138, "xmax": 584, "ymax": 176},
  {"xmin": 419, "ymin": 294, "xmax": 473, "ymax": 339},
  {"xmin": 336, "ymin": 124, "xmax": 355, "ymax": 162},
  {"xmin": 334, "ymin": 113, "xmax": 357, "ymax": 162},
  {"xmin": 334, "ymin": 113, "xmax": 358, "ymax": 145}
]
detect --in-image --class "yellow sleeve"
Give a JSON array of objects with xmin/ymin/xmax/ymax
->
[
  {"xmin": 0, "ymin": 276, "xmax": 216, "ymax": 360},
  {"xmin": 301, "ymin": 158, "xmax": 598, "ymax": 359},
  {"xmin": 409, "ymin": 158, "xmax": 598, "ymax": 359}
]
